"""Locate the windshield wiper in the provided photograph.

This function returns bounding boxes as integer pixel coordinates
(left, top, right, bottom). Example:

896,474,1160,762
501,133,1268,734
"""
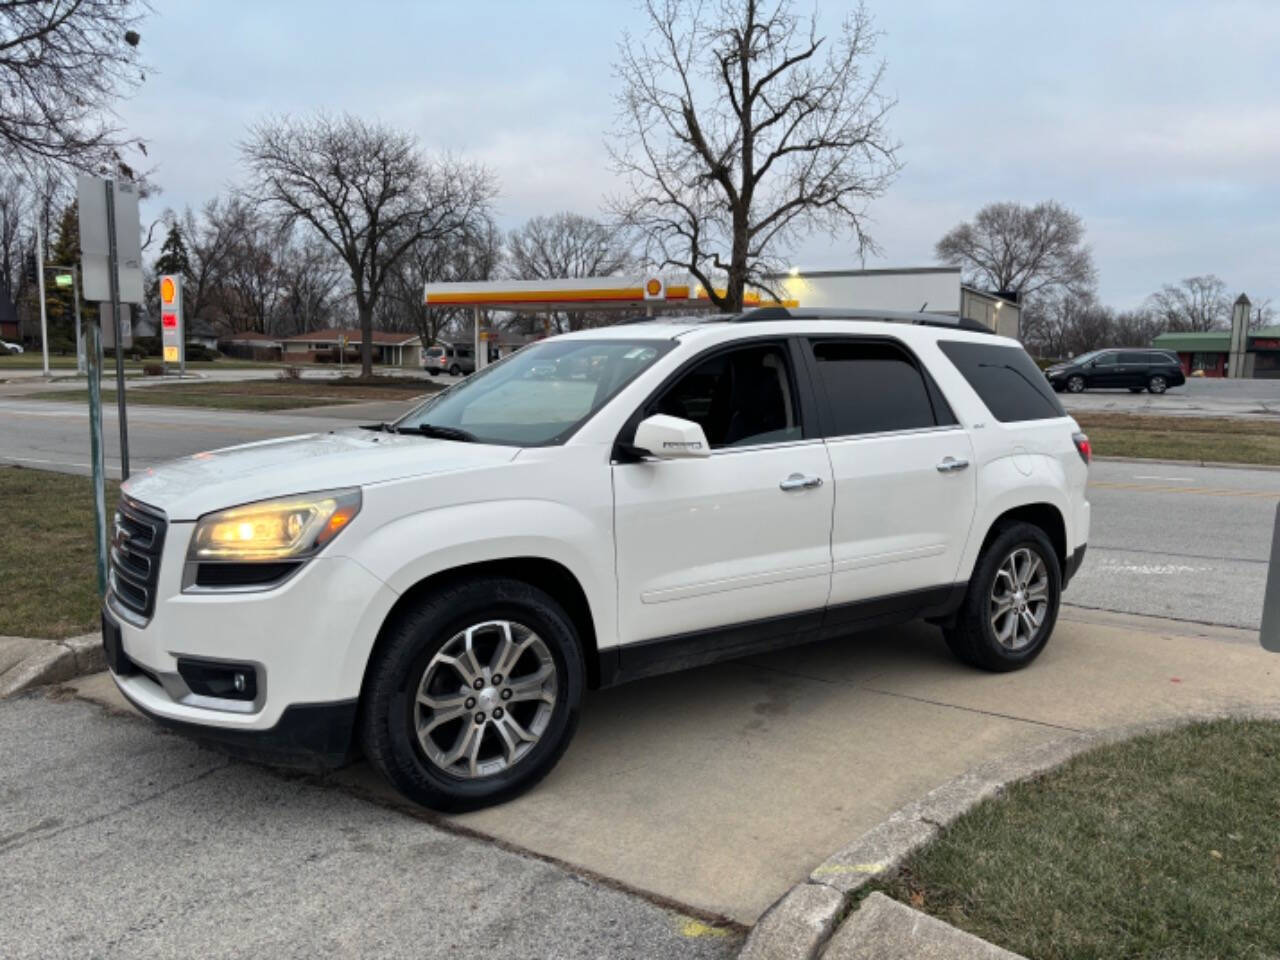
398,423,478,443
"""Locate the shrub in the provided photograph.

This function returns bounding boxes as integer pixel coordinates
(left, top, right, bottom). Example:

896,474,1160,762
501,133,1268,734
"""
142,362,164,377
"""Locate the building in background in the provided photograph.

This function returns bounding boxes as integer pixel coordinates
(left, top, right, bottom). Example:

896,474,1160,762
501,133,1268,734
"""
1152,326,1280,379
279,328,423,367
770,266,1020,338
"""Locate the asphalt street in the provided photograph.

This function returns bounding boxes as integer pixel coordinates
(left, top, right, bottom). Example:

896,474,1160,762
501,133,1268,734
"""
0,694,741,960
0,396,1273,629
1061,377,1280,418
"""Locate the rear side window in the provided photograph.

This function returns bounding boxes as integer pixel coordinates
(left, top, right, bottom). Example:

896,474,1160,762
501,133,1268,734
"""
938,340,1067,423
1119,351,1147,364
810,340,952,437
1147,352,1175,365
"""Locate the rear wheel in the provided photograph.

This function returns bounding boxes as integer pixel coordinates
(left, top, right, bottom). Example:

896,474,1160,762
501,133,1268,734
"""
449,364,462,376
1148,375,1168,394
1066,375,1085,393
427,369,439,377
360,577,584,811
944,522,1061,672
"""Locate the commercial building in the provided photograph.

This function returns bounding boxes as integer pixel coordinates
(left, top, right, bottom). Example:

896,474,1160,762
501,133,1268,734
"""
1152,327,1280,379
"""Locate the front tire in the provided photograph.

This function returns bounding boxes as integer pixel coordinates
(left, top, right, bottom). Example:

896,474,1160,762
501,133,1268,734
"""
944,522,1061,672
1066,375,1085,393
360,577,585,811
1148,375,1168,394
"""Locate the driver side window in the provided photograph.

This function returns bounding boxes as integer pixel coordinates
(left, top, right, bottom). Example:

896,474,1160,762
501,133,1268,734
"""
652,343,801,449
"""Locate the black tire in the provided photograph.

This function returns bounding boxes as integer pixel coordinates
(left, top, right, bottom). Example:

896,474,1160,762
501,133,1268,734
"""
360,577,585,811
449,364,462,376
1066,375,1085,393
943,522,1061,672
1147,375,1168,394
427,370,439,377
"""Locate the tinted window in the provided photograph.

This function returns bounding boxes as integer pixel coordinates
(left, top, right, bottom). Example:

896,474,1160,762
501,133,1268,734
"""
938,340,1067,423
1147,352,1176,365
1093,352,1118,365
652,343,800,448
811,340,941,436
1119,352,1147,364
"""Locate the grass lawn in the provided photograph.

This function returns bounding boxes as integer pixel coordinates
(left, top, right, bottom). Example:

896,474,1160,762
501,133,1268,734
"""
36,376,441,412
1,466,118,639
1075,413,1280,465
875,719,1280,960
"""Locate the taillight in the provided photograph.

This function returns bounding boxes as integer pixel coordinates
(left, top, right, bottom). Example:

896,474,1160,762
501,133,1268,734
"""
1072,431,1091,465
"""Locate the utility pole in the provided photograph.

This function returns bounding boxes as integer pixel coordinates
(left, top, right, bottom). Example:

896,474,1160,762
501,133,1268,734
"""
85,266,107,593
35,222,49,376
105,181,130,479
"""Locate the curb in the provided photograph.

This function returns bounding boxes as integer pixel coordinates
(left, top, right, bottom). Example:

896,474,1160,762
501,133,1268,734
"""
737,706,1280,960
1092,455,1280,472
0,633,103,699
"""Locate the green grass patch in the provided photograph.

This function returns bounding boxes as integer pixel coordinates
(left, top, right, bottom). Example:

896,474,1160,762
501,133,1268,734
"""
36,376,439,412
1075,413,1280,465
875,719,1280,960
1,466,118,639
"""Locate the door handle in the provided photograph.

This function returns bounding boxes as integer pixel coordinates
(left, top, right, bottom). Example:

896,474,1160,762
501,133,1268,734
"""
936,457,970,473
779,473,824,491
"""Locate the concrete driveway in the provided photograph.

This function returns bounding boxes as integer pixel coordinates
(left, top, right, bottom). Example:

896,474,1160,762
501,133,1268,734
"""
65,606,1279,925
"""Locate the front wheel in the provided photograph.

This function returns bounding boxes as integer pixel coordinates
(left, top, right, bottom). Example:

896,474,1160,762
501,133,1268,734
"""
1148,375,1168,394
1066,375,1085,393
360,578,584,811
944,522,1061,672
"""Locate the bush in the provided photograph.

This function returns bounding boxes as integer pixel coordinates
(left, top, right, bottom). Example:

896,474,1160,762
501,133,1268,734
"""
132,335,161,358
142,362,164,377
184,343,219,362
277,365,303,380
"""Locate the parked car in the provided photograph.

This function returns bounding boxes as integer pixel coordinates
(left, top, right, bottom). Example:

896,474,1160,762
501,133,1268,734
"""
103,308,1090,811
422,343,475,376
1044,348,1184,394
1,339,23,354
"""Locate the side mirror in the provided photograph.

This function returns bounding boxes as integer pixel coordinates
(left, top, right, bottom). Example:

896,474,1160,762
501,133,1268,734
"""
632,414,711,459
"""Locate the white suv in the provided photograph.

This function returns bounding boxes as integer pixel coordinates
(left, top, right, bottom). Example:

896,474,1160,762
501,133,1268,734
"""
103,309,1090,810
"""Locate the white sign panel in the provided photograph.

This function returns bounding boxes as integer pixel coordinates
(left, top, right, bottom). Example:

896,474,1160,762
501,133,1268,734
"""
76,175,144,303
100,303,133,349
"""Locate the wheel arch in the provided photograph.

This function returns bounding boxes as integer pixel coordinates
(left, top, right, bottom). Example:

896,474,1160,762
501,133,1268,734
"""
978,502,1068,574
362,556,603,698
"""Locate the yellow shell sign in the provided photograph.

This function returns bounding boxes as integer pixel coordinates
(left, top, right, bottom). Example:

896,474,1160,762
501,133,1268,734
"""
160,276,176,305
643,277,664,300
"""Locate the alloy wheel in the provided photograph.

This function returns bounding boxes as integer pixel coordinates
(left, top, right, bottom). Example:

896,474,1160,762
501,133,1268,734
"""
1067,376,1084,393
1149,376,1167,394
413,620,557,779
989,547,1050,651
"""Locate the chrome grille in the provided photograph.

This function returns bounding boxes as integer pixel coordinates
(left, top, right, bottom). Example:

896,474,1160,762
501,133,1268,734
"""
110,497,167,621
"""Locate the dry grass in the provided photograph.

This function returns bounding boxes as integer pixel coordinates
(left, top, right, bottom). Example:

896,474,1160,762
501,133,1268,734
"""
1075,413,1280,465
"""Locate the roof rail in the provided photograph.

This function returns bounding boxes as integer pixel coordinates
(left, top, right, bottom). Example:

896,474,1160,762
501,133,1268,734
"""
732,306,998,335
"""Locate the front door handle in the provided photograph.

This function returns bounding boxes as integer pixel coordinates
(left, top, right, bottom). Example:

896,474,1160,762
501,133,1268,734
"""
780,473,824,491
936,457,970,473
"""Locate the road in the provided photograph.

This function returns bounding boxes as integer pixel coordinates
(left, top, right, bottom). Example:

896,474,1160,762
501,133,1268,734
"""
0,694,740,960
1061,377,1280,418
0,397,1272,629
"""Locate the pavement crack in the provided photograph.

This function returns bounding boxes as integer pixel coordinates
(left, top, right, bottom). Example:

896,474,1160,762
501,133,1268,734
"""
0,759,233,859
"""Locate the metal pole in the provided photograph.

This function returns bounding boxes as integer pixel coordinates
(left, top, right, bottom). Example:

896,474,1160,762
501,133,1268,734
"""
105,180,130,479
85,287,108,594
73,269,85,375
35,221,49,376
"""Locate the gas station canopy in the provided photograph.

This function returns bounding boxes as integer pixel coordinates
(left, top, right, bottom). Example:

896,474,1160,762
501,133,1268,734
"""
422,275,789,312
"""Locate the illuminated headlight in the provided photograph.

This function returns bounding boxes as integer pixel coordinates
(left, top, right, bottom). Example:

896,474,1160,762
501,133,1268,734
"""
188,489,362,562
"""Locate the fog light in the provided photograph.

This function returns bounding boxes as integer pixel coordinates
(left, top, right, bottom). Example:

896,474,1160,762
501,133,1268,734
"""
177,658,258,702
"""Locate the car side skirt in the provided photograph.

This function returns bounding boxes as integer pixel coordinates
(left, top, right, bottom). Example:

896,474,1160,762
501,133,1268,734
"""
598,583,965,687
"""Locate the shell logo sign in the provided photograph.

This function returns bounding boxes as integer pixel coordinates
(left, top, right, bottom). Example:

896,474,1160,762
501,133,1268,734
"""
160,276,176,305
643,276,665,300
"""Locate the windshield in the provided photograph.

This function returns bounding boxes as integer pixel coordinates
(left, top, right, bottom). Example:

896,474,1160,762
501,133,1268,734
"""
1068,350,1102,365
396,338,672,446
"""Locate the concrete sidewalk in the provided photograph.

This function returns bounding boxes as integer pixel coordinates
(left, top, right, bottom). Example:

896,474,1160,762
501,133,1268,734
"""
0,633,101,699
63,606,1280,925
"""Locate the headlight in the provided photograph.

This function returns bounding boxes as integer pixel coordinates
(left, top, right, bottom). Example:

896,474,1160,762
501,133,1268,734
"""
188,488,362,562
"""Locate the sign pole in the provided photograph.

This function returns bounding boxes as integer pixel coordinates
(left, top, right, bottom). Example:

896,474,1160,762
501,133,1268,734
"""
105,180,130,479
35,221,49,376
72,269,85,376
85,278,108,594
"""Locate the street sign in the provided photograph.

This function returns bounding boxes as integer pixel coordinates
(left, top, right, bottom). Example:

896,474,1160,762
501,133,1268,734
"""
54,273,73,288
159,273,184,372
100,303,133,349
76,175,143,303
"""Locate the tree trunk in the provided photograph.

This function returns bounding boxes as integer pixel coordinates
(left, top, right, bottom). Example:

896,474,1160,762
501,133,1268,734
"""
358,302,374,378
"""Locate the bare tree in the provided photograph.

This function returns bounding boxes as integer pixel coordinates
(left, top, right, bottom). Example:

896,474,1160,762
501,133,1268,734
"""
610,0,900,312
0,1,149,176
507,212,636,332
1248,296,1274,332
275,236,345,336
1145,275,1230,332
241,113,495,376
935,200,1096,302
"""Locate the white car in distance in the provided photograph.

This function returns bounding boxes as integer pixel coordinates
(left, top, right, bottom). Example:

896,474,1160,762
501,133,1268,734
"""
103,308,1091,810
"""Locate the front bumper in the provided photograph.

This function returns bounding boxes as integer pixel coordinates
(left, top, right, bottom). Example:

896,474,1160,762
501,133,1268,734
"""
105,520,399,762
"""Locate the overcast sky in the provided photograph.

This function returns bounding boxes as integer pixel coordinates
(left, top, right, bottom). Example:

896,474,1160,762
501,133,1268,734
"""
117,0,1279,310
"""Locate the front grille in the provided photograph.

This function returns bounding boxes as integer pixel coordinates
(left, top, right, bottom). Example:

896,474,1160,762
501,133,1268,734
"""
110,497,168,621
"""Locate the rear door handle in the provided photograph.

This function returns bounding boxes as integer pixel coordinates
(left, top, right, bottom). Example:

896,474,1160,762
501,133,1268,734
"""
780,473,824,491
936,457,970,473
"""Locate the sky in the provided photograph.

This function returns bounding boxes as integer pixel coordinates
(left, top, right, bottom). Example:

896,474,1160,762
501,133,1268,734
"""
116,0,1279,310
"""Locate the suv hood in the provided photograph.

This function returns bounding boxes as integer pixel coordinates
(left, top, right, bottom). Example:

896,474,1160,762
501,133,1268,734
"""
121,428,520,521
